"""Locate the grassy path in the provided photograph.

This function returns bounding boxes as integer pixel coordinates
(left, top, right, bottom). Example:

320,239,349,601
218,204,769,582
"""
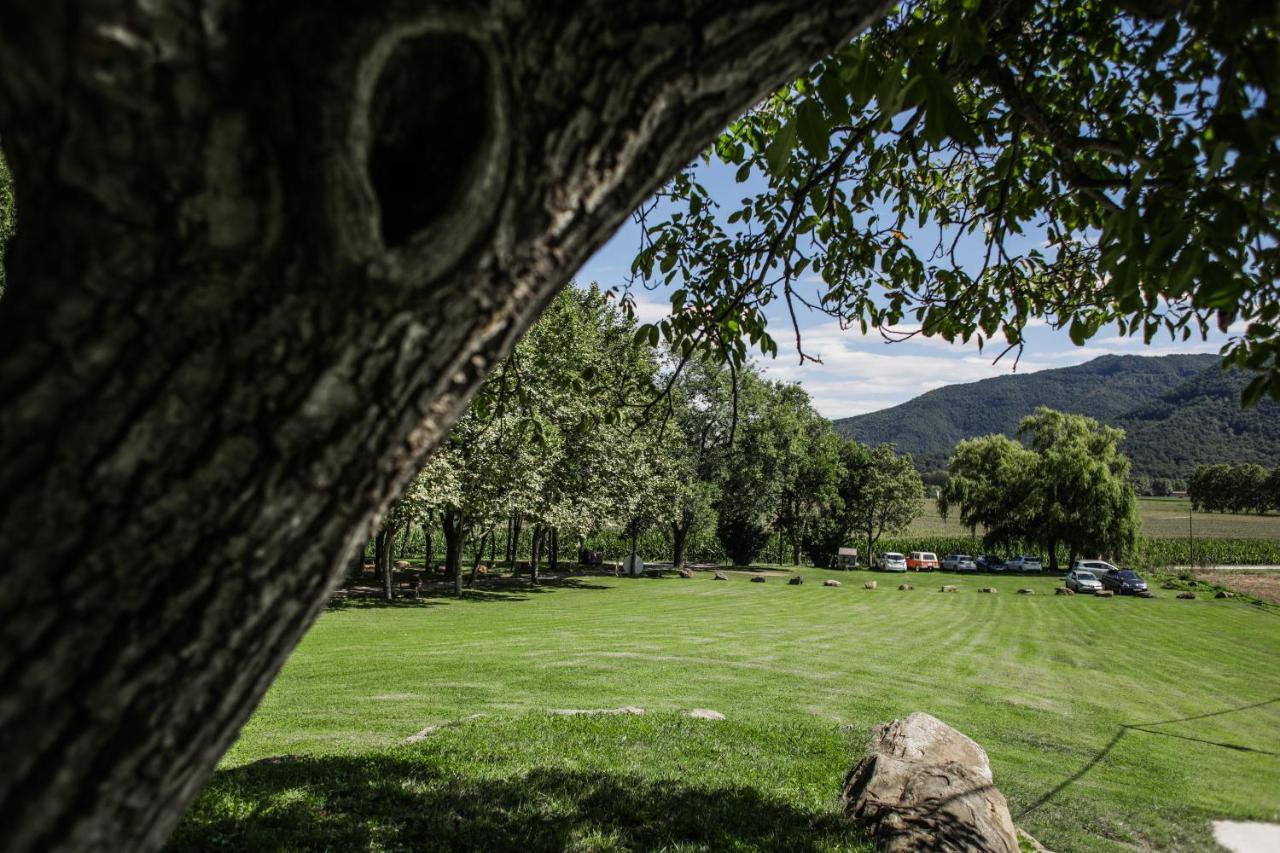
175,568,1280,851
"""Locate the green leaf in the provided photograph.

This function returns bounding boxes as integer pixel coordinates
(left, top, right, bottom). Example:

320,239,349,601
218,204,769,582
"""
796,100,830,161
765,120,797,175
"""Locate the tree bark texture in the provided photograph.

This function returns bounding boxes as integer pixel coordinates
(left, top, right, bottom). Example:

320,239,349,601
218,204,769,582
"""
0,2,888,850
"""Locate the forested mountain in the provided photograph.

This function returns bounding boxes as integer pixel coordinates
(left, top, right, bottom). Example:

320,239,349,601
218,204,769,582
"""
831,354,1279,481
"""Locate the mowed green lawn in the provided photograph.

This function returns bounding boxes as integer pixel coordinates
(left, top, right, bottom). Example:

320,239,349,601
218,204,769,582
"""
173,568,1280,852
908,496,1280,540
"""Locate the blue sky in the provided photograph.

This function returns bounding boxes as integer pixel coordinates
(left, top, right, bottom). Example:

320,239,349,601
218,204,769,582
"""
576,159,1234,420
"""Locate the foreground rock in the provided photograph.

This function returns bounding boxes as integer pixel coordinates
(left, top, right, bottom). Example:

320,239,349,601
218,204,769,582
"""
842,712,1020,853
864,580,878,590
679,567,694,578
713,571,728,581
550,707,644,716
940,584,958,593
978,587,997,594
1216,590,1234,599
1178,591,1196,599
1095,589,1114,598
1017,588,1034,595
751,575,766,583
824,579,842,587
789,575,804,585
898,583,914,591
1055,587,1074,596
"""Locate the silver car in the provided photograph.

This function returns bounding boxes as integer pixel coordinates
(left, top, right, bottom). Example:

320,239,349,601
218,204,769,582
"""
876,552,908,572
941,554,976,572
1065,569,1103,593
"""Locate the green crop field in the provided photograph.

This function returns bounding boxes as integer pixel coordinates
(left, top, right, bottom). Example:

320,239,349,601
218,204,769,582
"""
909,496,1280,542
172,567,1280,852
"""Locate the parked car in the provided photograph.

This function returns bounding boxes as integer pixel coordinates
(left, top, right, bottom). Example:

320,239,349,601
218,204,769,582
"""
1100,568,1148,594
976,555,1006,572
1065,569,1104,593
940,554,976,572
907,551,940,571
1071,559,1119,576
1005,555,1043,572
875,552,908,572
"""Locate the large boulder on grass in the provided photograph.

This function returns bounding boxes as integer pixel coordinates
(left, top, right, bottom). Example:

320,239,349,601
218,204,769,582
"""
750,575,766,583
842,712,1019,853
678,567,694,579
789,575,804,585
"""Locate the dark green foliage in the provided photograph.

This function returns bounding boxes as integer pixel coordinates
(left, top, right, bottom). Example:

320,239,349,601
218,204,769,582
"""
716,511,771,566
1188,463,1277,514
833,354,1280,481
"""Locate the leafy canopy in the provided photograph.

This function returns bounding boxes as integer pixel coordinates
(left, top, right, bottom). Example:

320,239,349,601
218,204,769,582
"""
629,1,1280,404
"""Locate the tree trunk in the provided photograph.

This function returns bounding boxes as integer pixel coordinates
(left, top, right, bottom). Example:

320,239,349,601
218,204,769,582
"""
792,534,802,566
530,525,544,583
442,510,467,596
488,526,497,566
423,518,434,572
671,522,689,568
1047,539,1059,573
549,526,559,572
0,3,885,849
468,529,490,587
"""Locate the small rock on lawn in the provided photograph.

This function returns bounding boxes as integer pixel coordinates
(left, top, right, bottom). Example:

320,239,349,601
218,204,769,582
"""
1215,590,1234,599
1095,589,1114,598
978,587,997,594
898,583,913,591
687,708,726,721
940,585,958,593
751,575,766,583
1017,588,1034,595
1055,587,1074,596
1178,591,1196,599
713,571,728,581
789,575,803,585
864,580,878,590
823,579,842,587
678,567,693,578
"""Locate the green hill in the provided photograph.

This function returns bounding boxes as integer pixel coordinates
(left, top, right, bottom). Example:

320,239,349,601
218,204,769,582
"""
831,353,1279,480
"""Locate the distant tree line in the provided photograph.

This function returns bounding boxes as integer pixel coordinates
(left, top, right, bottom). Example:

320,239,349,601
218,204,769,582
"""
1188,463,1280,514
367,285,924,596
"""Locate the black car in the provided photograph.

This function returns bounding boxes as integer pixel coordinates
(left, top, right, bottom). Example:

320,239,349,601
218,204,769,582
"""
1100,568,1148,594
976,555,1006,572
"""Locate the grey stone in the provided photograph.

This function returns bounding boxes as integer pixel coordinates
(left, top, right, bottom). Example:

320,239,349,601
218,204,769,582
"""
864,580,878,590
687,708,726,720
898,583,914,591
978,587,997,594
1055,587,1074,596
789,575,803,585
842,712,1020,853
1017,588,1034,595
713,571,728,581
751,575,766,583
823,579,842,587
678,567,693,578
940,584,958,593
1178,591,1196,599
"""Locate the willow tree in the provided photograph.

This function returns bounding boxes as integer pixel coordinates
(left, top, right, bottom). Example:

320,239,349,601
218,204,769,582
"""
0,3,884,850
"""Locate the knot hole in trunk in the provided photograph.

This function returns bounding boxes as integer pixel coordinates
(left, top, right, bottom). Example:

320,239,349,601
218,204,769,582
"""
367,33,491,249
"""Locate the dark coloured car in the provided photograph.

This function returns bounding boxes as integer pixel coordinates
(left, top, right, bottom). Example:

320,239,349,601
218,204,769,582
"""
976,555,1006,572
1100,568,1148,594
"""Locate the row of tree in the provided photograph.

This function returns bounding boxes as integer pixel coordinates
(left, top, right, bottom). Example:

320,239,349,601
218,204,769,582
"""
1188,464,1280,514
938,408,1139,571
369,285,925,595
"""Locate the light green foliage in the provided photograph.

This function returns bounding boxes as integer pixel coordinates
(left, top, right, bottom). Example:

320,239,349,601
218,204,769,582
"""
185,567,1280,852
632,3,1280,404
941,408,1139,568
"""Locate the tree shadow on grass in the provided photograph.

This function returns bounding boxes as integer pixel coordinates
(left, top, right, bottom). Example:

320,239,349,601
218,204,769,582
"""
1017,696,1280,820
327,576,615,611
169,754,862,852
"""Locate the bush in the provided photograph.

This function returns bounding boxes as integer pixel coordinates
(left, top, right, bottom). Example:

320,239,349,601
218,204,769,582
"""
716,512,771,566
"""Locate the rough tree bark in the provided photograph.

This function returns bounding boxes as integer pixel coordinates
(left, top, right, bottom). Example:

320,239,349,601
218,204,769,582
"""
671,520,689,568
0,2,887,850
